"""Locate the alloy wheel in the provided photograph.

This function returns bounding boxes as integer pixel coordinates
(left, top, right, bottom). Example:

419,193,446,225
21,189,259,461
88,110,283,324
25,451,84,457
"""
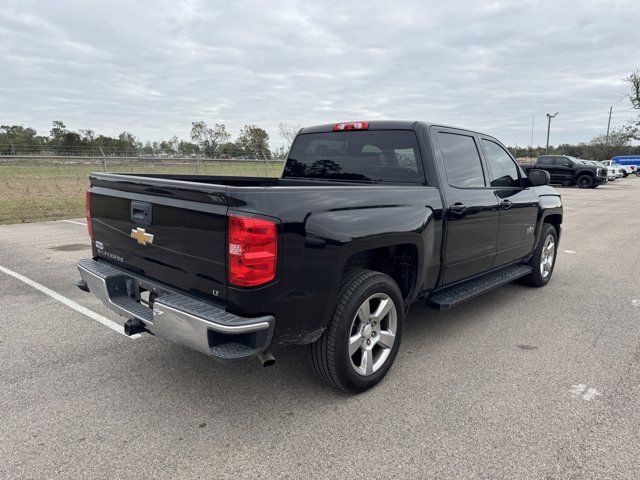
348,293,398,376
540,234,555,279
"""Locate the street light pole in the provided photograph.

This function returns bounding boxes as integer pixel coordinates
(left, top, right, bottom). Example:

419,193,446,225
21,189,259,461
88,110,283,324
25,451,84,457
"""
545,112,559,154
605,106,612,146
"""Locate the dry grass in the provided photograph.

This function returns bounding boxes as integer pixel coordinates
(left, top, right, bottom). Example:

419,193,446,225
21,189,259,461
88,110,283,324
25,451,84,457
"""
0,159,283,224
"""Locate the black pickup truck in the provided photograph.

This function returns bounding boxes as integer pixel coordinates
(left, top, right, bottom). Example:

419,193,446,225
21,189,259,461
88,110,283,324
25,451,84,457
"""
532,155,607,188
77,121,562,392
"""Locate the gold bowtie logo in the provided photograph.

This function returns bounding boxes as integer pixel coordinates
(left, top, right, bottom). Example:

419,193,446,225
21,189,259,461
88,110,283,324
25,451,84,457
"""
131,227,154,246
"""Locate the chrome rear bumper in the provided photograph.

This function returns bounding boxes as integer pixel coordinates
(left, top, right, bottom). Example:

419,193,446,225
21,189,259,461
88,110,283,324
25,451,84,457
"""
76,258,275,361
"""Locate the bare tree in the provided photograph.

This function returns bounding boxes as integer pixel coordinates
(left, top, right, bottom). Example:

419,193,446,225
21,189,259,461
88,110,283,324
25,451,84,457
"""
626,68,640,110
278,122,301,150
625,68,640,139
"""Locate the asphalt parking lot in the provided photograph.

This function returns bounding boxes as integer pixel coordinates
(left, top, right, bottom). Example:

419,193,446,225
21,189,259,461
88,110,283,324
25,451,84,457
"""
1,179,639,479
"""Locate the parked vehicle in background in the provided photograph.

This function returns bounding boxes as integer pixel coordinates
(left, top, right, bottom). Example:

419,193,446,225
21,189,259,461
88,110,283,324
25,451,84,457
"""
601,159,637,178
531,155,607,188
76,120,563,393
579,160,615,180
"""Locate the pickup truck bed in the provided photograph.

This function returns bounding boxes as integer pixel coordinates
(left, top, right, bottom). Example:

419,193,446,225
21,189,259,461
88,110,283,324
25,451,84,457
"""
85,172,443,346
78,120,563,392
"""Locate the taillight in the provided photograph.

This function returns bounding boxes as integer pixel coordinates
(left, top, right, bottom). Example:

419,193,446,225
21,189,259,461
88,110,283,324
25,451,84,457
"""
228,214,277,287
85,190,94,239
333,121,369,131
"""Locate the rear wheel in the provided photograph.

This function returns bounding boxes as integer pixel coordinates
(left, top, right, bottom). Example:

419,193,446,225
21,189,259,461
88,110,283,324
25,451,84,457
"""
622,172,628,178
576,175,594,188
521,224,557,287
310,269,404,393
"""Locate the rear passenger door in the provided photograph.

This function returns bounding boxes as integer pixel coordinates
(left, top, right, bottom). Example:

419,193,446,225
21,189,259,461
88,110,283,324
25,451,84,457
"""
432,128,500,285
480,137,538,267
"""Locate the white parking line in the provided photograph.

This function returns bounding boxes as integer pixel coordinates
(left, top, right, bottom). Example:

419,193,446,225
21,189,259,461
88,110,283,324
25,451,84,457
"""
564,250,576,254
0,264,140,339
570,384,602,401
61,219,87,226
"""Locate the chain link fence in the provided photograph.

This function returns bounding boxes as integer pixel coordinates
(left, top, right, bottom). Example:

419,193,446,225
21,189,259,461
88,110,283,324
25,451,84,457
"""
0,155,284,225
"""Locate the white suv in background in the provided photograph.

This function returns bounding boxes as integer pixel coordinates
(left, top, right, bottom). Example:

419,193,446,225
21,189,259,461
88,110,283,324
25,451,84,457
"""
600,160,636,178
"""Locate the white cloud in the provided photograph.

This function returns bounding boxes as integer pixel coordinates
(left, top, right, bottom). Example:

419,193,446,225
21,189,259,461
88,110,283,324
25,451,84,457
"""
1,0,638,147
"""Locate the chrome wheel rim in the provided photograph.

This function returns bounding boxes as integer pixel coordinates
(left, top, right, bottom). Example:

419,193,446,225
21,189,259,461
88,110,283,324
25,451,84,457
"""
348,293,397,376
540,234,555,279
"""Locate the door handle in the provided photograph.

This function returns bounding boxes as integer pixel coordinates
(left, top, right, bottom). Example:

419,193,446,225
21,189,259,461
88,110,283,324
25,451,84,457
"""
500,199,513,210
449,203,468,214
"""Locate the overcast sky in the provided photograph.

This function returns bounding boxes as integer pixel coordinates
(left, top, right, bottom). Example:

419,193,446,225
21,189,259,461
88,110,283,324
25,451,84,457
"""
1,0,639,148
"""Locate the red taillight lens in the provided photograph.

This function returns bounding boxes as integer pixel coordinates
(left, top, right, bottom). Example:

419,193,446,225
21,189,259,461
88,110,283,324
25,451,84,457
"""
333,121,369,131
85,190,93,239
228,214,277,287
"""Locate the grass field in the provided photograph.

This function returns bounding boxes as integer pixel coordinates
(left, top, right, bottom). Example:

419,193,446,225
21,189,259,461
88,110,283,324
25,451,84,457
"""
0,159,283,224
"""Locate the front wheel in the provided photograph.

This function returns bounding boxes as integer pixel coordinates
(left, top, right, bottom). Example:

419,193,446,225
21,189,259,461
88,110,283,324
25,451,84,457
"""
521,224,558,287
576,175,594,188
310,269,404,393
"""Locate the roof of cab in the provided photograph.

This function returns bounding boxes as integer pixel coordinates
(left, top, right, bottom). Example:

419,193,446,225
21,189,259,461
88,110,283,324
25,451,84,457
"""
299,120,417,134
298,120,492,139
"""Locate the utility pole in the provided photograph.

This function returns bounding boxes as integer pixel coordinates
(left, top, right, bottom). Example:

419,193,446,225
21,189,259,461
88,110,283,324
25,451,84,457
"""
605,106,612,145
530,115,535,161
545,112,559,154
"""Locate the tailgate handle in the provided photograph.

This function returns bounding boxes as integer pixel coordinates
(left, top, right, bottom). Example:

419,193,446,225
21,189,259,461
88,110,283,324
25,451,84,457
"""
131,201,152,226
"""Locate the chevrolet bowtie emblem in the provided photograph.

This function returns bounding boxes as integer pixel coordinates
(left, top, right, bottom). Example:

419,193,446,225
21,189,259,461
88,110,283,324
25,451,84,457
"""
131,227,154,246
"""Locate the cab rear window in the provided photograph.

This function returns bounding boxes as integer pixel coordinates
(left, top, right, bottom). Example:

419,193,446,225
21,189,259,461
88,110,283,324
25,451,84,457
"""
284,130,425,183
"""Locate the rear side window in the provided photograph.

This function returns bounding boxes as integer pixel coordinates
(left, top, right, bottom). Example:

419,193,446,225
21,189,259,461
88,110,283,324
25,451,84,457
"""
537,157,556,166
284,130,424,183
437,132,485,188
482,139,520,187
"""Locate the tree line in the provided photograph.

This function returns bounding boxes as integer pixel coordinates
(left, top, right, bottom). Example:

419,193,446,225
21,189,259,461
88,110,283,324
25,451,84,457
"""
0,121,278,159
3,118,636,161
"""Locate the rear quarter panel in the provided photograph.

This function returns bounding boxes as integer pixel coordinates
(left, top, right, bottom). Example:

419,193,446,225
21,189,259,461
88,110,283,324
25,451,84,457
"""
226,185,443,345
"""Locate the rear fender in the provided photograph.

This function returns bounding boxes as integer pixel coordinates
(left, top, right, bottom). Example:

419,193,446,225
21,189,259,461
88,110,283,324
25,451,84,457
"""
304,205,437,327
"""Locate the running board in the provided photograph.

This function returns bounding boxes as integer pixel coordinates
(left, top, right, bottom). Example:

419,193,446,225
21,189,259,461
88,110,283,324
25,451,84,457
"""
426,265,532,311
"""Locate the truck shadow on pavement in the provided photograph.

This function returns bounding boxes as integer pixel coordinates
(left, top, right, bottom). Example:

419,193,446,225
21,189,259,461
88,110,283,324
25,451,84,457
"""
111,282,530,405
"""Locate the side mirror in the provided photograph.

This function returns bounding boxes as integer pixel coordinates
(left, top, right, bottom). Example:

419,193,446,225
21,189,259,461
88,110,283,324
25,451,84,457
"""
527,169,550,186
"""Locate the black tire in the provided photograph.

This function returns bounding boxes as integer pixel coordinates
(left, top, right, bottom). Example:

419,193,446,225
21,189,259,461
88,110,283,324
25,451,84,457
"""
622,172,628,178
576,175,594,188
521,223,558,287
310,269,404,393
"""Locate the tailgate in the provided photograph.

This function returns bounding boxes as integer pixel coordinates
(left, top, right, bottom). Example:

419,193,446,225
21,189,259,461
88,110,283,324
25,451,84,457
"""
88,175,229,303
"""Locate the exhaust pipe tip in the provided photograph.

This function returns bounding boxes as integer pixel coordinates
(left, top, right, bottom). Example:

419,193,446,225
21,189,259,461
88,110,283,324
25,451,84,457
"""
257,350,276,367
76,279,90,292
